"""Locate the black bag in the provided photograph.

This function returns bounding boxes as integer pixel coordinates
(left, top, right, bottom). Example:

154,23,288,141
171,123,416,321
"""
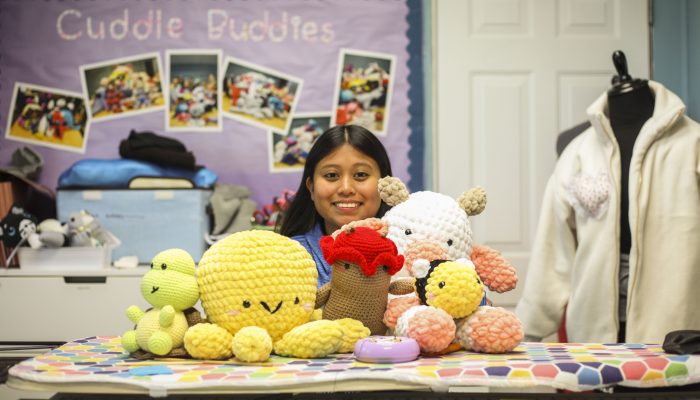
662,330,700,355
119,129,196,170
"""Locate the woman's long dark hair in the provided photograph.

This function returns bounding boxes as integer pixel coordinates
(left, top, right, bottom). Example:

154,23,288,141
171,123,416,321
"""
278,124,393,237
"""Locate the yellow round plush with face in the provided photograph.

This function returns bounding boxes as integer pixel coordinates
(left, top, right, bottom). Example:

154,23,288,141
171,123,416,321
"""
197,230,317,342
424,260,484,319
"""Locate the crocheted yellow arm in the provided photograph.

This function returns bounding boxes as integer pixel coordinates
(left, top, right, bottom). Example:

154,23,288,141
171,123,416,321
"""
389,277,415,295
315,282,331,308
126,305,144,324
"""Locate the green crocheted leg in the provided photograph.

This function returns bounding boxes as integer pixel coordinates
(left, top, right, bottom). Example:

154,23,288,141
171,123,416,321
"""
121,330,139,353
148,331,173,356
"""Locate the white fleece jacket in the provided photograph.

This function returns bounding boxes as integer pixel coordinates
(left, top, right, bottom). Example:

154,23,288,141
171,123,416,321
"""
516,81,700,344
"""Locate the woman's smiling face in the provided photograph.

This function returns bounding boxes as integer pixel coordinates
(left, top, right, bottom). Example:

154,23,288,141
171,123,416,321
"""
306,143,382,235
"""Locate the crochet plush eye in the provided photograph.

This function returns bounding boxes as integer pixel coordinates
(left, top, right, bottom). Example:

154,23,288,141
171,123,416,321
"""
476,277,482,285
294,297,300,304
438,281,446,289
447,239,453,246
149,262,154,269
161,263,167,270
343,263,351,270
404,229,412,235
382,265,389,272
242,300,251,308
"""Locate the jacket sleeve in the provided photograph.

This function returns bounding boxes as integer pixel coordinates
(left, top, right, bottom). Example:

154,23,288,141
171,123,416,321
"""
515,172,577,339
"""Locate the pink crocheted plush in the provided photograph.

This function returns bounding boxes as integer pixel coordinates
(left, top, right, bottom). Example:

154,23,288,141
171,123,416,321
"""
378,176,523,354
470,245,518,293
456,307,523,353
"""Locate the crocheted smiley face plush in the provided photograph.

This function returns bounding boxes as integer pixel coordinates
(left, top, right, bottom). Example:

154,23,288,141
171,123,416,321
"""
121,248,201,357
185,230,333,362
378,176,517,294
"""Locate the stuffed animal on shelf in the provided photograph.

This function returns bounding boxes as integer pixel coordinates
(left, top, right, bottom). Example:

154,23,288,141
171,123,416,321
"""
66,210,120,248
184,230,369,362
0,204,37,248
317,223,414,335
121,248,203,357
390,259,523,354
27,219,67,249
378,176,517,293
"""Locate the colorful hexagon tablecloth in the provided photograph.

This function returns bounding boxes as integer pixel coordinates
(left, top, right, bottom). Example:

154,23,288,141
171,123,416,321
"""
9,336,700,393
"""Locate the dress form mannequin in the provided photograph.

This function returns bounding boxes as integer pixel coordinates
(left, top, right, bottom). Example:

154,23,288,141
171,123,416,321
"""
606,50,654,342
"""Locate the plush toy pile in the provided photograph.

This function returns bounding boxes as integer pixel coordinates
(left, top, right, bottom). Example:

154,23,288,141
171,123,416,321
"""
378,176,524,354
120,177,525,361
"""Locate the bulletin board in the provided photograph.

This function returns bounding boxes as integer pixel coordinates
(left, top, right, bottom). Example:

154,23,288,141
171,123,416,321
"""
0,0,426,206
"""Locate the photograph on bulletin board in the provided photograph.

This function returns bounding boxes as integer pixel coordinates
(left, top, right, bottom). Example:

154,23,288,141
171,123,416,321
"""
222,56,303,134
5,82,90,153
80,52,165,122
332,49,395,136
268,112,331,172
166,49,222,132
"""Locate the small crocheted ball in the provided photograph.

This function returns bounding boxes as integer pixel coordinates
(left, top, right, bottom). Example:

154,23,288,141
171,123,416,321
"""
232,326,273,362
378,176,410,206
197,230,317,342
422,261,484,319
455,306,524,353
457,186,487,216
335,318,371,353
184,323,233,360
395,305,455,353
383,296,421,329
470,245,518,293
274,320,344,358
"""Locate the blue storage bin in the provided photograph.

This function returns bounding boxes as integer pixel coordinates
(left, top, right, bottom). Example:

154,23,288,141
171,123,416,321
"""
57,189,212,263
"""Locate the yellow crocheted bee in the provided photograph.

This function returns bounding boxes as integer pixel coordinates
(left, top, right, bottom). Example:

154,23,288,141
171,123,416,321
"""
393,260,523,354
184,230,361,362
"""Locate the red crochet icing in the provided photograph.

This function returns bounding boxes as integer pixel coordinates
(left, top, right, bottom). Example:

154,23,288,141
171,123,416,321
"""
320,226,404,276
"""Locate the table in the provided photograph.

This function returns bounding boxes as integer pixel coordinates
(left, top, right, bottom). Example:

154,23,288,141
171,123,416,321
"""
7,336,700,398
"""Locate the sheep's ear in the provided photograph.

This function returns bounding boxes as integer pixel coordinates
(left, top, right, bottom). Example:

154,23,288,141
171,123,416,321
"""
457,186,487,216
378,176,409,206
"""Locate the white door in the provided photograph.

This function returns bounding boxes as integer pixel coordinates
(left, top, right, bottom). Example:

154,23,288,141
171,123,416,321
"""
434,0,649,306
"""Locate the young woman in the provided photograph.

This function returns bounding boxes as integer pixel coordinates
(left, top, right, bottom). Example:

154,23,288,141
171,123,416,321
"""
278,124,393,286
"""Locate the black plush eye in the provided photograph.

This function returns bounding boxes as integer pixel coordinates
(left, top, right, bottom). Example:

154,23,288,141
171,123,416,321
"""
476,277,482,285
382,265,389,272
405,229,412,235
447,239,453,246
161,263,167,270
243,300,251,308
343,263,351,270
149,262,154,269
438,281,446,289
294,297,300,304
